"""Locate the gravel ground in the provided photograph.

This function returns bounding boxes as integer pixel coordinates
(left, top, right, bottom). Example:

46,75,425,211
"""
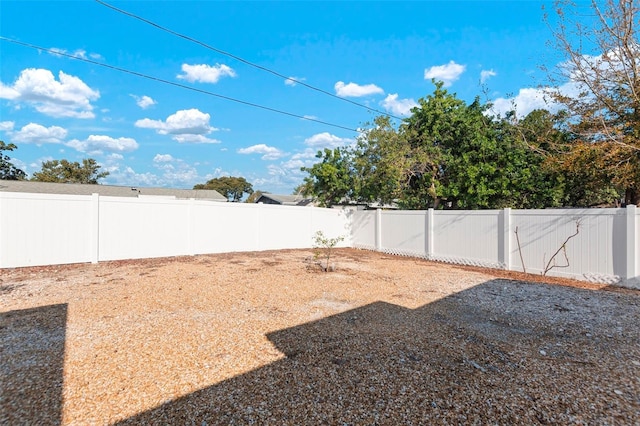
1,248,640,425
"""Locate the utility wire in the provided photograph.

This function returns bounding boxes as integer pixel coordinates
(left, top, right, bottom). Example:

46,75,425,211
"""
95,0,402,120
0,37,360,132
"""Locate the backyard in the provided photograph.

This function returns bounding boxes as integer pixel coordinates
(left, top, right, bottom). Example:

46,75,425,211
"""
1,248,639,424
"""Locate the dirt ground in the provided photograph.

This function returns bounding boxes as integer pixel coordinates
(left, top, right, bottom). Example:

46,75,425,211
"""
1,248,639,425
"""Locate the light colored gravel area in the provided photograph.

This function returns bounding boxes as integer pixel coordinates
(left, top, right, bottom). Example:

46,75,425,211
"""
1,248,640,425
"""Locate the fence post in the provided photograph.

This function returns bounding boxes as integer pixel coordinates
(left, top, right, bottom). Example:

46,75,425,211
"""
626,204,638,279
90,193,99,264
502,208,512,270
188,198,195,256
426,208,434,260
256,202,262,251
0,193,4,268
375,208,382,251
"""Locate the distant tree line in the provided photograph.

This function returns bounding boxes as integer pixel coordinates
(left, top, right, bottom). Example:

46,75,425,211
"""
0,141,109,184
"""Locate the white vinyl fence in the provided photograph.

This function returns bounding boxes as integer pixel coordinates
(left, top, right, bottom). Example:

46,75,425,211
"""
0,192,351,268
2,191,639,288
352,207,640,287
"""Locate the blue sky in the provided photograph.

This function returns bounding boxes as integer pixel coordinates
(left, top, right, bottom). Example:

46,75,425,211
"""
1,0,565,195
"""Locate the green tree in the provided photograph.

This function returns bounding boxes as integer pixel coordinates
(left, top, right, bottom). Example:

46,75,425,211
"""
0,141,26,180
499,109,566,208
352,116,408,206
31,158,108,184
301,86,568,210
401,83,534,209
547,0,640,205
194,176,253,202
300,148,353,207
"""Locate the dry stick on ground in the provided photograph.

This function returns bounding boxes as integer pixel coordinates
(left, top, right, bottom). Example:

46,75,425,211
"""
514,226,527,274
542,220,581,276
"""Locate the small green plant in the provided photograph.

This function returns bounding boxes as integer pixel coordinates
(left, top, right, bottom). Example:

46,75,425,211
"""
312,230,345,272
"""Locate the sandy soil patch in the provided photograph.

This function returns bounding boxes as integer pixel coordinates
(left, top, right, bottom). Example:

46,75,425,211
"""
1,248,639,425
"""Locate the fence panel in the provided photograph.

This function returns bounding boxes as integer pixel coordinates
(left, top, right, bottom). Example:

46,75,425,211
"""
0,192,94,267
259,204,315,250
190,201,260,254
99,197,191,261
380,211,428,257
510,209,624,283
432,210,502,268
310,207,353,247
352,211,376,250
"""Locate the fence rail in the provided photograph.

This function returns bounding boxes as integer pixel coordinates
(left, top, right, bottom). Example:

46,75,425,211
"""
352,207,639,288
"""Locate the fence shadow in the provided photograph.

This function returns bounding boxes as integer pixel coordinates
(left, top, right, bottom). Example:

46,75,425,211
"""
117,280,639,424
1,303,68,425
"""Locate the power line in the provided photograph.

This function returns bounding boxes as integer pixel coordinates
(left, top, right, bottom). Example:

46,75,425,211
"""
95,0,402,120
0,37,360,133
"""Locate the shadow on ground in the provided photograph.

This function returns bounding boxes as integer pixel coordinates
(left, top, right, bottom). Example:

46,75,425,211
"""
0,304,67,426
116,280,640,425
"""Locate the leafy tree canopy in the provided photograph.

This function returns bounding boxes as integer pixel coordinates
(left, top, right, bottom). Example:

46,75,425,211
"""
31,158,108,184
300,148,354,207
0,141,26,180
194,176,253,202
301,83,566,209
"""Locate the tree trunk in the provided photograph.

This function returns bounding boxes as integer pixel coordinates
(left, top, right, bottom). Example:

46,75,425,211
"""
625,188,639,206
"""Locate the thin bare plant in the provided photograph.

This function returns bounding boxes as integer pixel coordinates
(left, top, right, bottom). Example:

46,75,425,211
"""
312,231,345,272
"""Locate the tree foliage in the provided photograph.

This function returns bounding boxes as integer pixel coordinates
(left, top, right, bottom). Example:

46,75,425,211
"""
547,0,640,204
194,176,253,202
301,84,565,209
0,141,26,180
300,148,354,207
31,158,108,184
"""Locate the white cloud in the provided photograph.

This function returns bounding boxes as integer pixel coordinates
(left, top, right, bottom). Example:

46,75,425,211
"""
172,134,220,144
480,69,497,83
490,87,563,118
103,153,209,188
238,144,285,160
11,157,28,174
0,68,99,118
136,109,215,135
334,81,384,97
152,161,199,183
67,135,138,154
12,122,68,144
381,94,418,116
104,166,163,187
424,61,466,87
131,94,157,109
285,76,306,87
107,153,124,161
48,48,98,60
177,63,236,83
153,154,174,163
302,115,318,120
0,121,15,131
136,108,221,143
304,132,353,149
